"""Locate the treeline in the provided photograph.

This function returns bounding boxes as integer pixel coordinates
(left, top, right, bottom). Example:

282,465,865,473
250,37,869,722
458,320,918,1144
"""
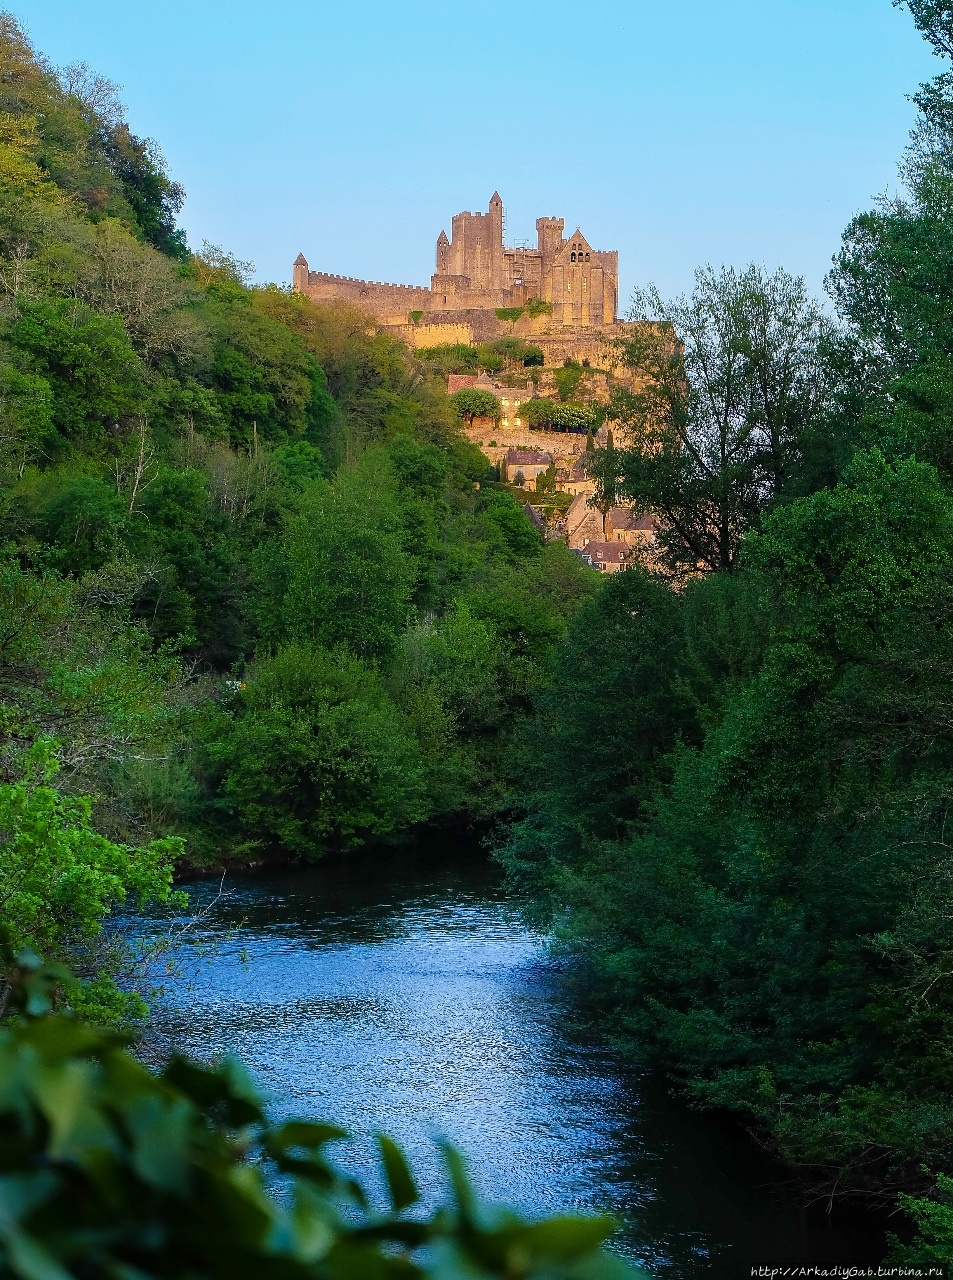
0,13,594,1017
499,2,953,1264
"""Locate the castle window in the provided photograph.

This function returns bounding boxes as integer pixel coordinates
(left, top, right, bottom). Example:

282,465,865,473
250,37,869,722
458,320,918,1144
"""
516,418,521,426
443,295,447,303
502,398,509,405
570,252,576,262
503,418,509,426
585,252,590,261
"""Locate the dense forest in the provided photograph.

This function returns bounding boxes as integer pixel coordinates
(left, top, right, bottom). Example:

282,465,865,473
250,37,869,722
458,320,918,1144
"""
500,0,953,1265
4,0,953,1270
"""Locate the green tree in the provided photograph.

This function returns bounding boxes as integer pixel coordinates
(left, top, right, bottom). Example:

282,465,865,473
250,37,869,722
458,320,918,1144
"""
10,297,145,450
213,644,429,855
0,366,52,479
281,451,416,665
36,474,130,575
449,386,501,424
591,266,837,577
0,739,180,1018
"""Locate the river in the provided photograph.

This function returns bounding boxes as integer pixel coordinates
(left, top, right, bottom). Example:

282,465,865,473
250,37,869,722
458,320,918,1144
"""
140,842,885,1277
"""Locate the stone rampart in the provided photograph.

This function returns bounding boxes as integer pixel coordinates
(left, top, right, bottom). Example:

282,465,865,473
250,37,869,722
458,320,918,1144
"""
303,271,432,322
463,423,589,466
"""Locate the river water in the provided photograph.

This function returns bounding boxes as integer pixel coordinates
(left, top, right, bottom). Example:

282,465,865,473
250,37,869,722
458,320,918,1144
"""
141,843,884,1277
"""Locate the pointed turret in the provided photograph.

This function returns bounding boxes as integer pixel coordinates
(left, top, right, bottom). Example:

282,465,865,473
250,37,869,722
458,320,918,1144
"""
435,229,451,274
292,252,309,295
490,191,502,205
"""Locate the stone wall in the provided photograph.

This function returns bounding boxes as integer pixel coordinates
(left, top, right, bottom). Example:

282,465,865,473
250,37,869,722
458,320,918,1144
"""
462,423,588,467
302,271,432,324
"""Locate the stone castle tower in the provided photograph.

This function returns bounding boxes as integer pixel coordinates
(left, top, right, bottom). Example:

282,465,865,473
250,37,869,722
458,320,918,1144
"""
293,193,620,334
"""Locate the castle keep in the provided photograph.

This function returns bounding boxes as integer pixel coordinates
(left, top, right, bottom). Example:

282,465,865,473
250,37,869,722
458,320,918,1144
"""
293,193,624,360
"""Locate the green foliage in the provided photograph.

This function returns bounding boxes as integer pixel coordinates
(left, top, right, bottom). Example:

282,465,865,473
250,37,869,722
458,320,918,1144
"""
522,399,597,431
553,361,586,402
281,452,416,664
592,265,837,577
534,462,556,493
0,961,638,1280
526,297,553,318
414,342,481,375
10,297,146,450
0,739,180,954
0,741,181,1021
211,644,428,855
889,1175,953,1267
521,397,558,428
450,386,501,423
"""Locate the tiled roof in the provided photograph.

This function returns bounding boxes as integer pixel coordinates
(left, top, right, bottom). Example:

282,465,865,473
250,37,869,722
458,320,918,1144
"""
506,448,552,466
609,507,658,532
582,541,631,563
447,372,499,395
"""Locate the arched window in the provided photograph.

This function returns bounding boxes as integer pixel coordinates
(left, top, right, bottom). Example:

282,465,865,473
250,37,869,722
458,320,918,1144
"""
570,252,576,262
585,252,590,262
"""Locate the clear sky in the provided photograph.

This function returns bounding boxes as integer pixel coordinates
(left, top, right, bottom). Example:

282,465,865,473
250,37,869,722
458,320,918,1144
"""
19,0,943,308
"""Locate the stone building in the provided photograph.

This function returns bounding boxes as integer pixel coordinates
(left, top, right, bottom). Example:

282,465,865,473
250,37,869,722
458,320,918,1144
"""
606,508,658,546
565,492,605,549
293,193,624,364
579,542,634,573
505,448,552,486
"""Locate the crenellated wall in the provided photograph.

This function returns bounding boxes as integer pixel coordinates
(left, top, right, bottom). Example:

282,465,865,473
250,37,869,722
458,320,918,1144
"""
302,270,432,323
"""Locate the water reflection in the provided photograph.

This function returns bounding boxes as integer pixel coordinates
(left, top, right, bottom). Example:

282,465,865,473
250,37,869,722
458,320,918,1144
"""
140,844,883,1277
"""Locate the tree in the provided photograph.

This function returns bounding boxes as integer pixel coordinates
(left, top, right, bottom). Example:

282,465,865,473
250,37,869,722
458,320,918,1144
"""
0,739,180,1020
590,265,837,577
10,297,146,449
550,402,597,432
449,386,500,424
213,643,429,855
0,365,52,478
281,451,416,665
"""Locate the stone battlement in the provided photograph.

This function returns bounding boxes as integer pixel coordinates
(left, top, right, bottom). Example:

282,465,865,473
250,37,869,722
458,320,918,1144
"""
307,271,430,294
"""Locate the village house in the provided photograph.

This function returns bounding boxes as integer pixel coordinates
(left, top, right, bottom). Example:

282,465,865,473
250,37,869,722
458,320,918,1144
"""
523,503,547,533
555,454,594,496
447,374,535,429
579,541,634,573
564,491,604,548
505,448,552,486
605,507,659,546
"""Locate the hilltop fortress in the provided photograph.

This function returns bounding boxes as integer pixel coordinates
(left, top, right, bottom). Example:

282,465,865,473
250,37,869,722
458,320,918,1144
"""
293,193,627,365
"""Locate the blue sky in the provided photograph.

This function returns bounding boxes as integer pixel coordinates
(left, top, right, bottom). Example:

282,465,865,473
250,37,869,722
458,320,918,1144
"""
21,0,942,307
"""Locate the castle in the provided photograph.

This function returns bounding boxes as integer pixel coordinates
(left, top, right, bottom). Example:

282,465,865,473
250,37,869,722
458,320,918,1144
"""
293,193,625,363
